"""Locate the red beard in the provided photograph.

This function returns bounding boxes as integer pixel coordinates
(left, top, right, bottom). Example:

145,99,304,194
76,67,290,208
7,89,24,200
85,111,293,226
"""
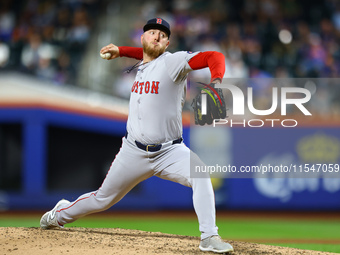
142,40,166,59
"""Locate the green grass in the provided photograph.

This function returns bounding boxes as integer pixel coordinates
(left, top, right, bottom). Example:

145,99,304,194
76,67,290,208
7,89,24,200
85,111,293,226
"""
265,243,340,253
217,220,340,240
1,214,340,253
0,217,39,228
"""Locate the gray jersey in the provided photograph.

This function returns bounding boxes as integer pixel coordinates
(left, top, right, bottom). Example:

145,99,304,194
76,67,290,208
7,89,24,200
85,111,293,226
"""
53,49,220,243
126,51,199,144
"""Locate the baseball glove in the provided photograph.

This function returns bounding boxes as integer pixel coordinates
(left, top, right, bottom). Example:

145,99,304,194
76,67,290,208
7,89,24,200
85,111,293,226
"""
191,83,227,126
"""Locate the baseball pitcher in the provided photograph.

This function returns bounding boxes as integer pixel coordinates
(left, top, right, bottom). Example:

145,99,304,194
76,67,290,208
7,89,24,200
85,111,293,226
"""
40,18,233,254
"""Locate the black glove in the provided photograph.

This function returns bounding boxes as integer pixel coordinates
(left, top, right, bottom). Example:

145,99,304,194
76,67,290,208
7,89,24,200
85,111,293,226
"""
192,82,227,126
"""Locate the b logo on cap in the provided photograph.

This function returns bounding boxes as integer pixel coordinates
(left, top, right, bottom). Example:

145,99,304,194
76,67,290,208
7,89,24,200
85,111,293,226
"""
156,18,162,24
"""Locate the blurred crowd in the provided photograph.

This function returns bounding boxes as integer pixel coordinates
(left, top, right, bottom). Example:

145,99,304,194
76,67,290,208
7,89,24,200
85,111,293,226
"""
1,0,340,114
0,0,101,85
128,0,340,80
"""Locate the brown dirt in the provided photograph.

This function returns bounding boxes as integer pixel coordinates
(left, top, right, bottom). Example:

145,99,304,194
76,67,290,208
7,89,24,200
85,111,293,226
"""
0,227,338,255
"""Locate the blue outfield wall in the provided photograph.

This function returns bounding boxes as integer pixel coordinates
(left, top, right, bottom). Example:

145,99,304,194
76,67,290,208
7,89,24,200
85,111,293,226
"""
225,128,340,210
0,107,340,210
0,107,192,210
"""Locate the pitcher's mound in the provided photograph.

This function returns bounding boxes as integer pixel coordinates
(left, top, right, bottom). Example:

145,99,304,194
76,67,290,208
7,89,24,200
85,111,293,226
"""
0,227,336,255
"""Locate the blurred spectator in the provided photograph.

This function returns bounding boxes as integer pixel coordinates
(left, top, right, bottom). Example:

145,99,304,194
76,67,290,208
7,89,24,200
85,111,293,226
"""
67,7,90,46
1,0,99,87
297,33,327,77
53,6,72,46
54,49,75,85
21,32,43,72
35,55,56,81
0,0,15,43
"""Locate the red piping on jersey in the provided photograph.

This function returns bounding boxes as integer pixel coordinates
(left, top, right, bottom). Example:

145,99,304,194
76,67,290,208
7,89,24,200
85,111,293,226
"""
188,51,225,82
119,46,143,59
57,192,97,214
